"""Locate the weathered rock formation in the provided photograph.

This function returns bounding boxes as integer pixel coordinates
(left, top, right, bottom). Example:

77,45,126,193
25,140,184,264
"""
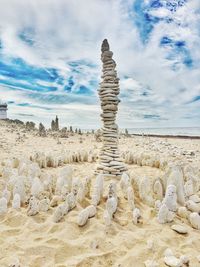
96,39,126,177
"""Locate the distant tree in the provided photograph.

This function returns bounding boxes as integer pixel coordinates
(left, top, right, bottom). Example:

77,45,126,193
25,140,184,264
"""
55,115,59,131
75,128,78,134
69,126,73,132
78,128,82,134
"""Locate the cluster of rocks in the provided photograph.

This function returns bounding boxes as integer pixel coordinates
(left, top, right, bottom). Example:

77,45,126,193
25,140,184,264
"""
51,115,59,131
96,39,126,177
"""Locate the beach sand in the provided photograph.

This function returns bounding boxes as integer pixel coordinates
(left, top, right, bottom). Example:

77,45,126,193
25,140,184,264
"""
0,120,200,267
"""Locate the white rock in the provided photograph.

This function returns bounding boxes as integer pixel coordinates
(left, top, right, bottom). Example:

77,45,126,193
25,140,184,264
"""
158,203,175,224
155,200,162,212
108,182,117,199
165,166,185,206
39,197,50,212
189,194,200,203
177,206,188,219
27,196,39,216
106,196,117,218
66,192,76,210
103,209,111,226
164,249,174,257
13,179,26,204
71,177,80,195
139,176,154,207
189,212,200,230
2,187,11,204
132,208,141,224
31,177,44,198
50,195,62,207
127,186,135,210
91,187,101,206
120,173,130,198
12,194,21,209
163,185,177,212
153,179,163,200
53,204,64,223
85,205,96,218
186,200,200,212
180,255,189,265
171,224,188,234
164,255,182,267
95,174,104,197
184,179,194,197
0,197,7,214
77,208,89,226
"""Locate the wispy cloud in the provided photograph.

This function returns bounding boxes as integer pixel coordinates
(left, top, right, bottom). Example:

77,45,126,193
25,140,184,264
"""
0,0,199,128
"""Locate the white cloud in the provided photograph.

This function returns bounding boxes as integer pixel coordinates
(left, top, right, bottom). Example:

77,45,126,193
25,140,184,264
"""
0,0,199,128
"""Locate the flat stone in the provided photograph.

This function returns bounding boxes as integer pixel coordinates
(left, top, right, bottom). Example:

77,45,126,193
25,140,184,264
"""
171,224,188,234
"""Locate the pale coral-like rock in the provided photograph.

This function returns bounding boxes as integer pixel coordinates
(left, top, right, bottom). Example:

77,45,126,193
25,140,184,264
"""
153,179,163,200
95,174,104,197
0,197,7,214
31,177,44,198
53,204,64,223
189,212,200,230
127,186,135,210
132,208,141,224
77,208,89,226
82,176,91,198
39,197,50,212
177,207,188,219
189,194,200,203
171,224,188,234
164,255,182,267
186,200,200,213
163,249,182,267
27,196,39,216
106,196,117,218
2,187,11,204
71,177,80,196
163,185,177,212
66,192,76,210
13,179,26,204
139,176,154,207
184,179,194,197
155,200,162,212
103,209,111,226
164,166,185,206
120,172,130,198
91,186,101,206
85,205,96,218
12,194,21,209
158,203,175,224
179,255,189,265
50,195,62,207
108,181,117,199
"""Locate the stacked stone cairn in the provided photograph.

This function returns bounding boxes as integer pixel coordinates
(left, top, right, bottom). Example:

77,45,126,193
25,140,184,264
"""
96,39,127,177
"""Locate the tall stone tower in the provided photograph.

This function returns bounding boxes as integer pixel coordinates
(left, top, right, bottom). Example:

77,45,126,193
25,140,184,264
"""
96,39,126,177
0,101,8,120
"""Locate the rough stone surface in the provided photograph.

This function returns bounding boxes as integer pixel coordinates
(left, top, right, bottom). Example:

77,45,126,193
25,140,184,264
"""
171,224,188,234
96,39,126,177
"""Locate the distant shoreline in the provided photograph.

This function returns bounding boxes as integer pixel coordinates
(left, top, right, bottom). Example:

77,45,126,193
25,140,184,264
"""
130,133,200,139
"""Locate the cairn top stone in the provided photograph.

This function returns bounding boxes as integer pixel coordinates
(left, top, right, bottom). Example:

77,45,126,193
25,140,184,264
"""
101,39,110,53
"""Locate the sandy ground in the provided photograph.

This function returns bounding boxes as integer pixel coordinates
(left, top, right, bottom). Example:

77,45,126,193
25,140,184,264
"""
0,120,200,267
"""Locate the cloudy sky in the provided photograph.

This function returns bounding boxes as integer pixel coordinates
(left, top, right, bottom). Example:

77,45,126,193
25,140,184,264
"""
0,0,199,129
